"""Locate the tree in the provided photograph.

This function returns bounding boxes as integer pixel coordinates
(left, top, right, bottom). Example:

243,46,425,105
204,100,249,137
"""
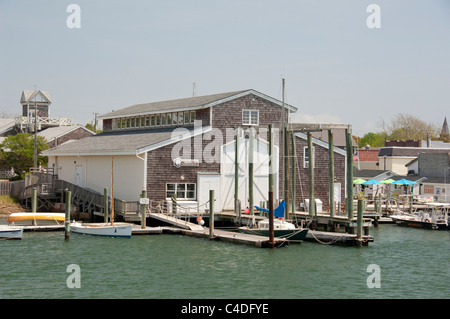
85,123,102,134
358,132,386,148
0,133,49,177
384,113,439,141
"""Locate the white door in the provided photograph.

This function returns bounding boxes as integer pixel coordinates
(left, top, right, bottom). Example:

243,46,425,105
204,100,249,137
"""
221,136,278,211
75,166,83,187
198,174,221,213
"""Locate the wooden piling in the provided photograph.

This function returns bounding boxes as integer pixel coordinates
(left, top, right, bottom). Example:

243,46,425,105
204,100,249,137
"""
357,198,364,248
291,131,296,214
249,127,254,217
32,187,37,226
307,132,315,218
328,130,335,218
268,124,275,247
104,188,109,223
65,190,71,241
209,190,214,239
346,128,354,220
234,127,240,219
140,190,147,229
284,126,290,219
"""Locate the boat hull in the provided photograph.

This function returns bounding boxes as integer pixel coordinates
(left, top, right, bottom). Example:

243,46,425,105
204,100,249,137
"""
8,212,65,222
391,216,438,230
70,222,132,238
239,228,309,242
0,226,23,240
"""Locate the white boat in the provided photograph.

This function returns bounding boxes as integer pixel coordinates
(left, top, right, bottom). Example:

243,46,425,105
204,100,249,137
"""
239,218,309,242
0,225,23,240
390,203,450,230
70,222,133,238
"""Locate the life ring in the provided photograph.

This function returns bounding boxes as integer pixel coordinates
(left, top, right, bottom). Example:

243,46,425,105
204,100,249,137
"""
425,218,431,223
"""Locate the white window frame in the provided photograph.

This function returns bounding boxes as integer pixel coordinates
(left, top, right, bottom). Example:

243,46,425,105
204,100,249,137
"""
303,146,315,168
242,109,259,126
166,183,196,200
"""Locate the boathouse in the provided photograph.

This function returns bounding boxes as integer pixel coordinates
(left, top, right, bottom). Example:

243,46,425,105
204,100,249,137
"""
43,89,348,213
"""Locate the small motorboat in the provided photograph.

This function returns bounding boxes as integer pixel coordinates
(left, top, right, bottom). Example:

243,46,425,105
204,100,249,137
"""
0,225,23,240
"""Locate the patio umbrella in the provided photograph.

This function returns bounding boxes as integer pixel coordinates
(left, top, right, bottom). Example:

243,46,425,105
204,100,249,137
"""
361,179,383,185
392,179,416,185
353,178,366,184
381,179,395,184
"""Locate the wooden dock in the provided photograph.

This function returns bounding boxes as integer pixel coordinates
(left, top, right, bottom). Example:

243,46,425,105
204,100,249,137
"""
306,230,374,246
162,227,289,248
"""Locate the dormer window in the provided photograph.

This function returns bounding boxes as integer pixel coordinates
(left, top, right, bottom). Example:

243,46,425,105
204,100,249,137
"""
242,109,259,126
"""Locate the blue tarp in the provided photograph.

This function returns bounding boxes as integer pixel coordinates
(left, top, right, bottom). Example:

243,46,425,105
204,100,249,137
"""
254,200,285,218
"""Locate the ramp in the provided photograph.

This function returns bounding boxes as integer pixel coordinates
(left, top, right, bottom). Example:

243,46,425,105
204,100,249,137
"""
148,212,204,231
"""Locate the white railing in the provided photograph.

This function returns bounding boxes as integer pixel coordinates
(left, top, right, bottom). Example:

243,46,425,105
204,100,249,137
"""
15,116,73,128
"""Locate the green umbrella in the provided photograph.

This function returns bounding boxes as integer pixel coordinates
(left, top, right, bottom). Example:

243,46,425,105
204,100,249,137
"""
381,179,395,184
353,178,366,184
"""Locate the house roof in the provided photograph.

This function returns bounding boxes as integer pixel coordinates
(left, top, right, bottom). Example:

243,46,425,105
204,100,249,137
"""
295,132,347,156
37,125,94,143
43,125,211,156
98,89,298,119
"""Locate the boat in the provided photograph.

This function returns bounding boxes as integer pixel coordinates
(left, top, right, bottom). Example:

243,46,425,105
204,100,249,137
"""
70,222,133,238
390,203,450,230
8,212,65,223
239,201,309,242
0,226,23,240
239,218,309,242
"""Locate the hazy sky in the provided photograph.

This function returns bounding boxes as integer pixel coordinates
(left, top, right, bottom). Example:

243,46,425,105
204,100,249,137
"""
1,0,449,136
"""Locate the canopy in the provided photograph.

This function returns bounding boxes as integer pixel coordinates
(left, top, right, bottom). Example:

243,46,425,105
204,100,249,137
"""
361,179,383,185
392,179,416,185
353,178,366,184
381,179,395,184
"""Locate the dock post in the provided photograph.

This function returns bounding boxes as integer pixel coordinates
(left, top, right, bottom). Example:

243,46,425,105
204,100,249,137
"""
291,131,296,214
140,190,147,229
346,127,354,220
32,187,37,226
284,125,290,219
328,130,335,218
249,127,254,219
234,127,240,219
65,190,71,241
307,132,315,218
357,198,364,247
104,188,109,223
209,190,214,239
268,124,275,247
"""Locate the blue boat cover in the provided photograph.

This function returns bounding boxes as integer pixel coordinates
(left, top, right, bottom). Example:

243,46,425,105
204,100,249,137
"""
254,200,285,218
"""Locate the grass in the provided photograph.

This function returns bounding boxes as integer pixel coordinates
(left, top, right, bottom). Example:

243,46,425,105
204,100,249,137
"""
0,195,19,205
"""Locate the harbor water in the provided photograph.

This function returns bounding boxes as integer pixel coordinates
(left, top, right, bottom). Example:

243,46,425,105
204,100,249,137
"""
0,223,449,299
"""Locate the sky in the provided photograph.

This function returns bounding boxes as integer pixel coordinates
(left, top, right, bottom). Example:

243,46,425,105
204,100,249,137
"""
1,0,449,137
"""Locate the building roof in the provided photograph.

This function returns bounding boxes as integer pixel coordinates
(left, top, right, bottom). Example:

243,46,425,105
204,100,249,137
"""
20,90,51,104
310,128,357,147
43,125,211,156
0,118,15,135
378,147,450,157
357,149,380,162
98,89,298,119
37,125,94,143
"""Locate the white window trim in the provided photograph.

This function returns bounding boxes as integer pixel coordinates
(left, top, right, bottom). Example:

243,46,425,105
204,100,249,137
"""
303,146,315,168
166,183,196,200
242,109,259,126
